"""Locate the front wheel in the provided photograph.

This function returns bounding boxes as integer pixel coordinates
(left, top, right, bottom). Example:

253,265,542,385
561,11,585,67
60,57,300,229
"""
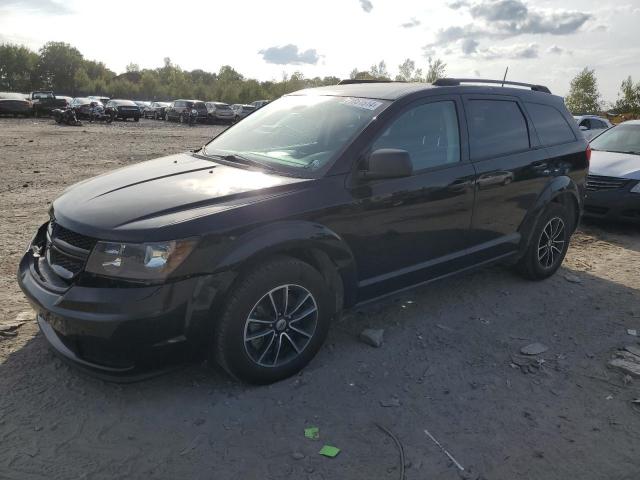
134,116,139,122
516,203,572,280
213,256,332,384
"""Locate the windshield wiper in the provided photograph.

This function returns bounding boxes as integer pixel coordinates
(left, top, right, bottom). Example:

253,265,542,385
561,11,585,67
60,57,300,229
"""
201,151,276,171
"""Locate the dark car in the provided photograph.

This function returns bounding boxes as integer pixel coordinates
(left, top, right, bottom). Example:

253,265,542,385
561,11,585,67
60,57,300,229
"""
18,78,588,384
143,102,171,120
105,99,141,121
30,91,68,116
165,99,208,123
583,120,640,223
70,97,102,119
0,92,32,117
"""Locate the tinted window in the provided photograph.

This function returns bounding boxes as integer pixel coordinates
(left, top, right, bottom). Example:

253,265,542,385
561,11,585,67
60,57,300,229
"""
372,101,460,170
467,100,529,159
525,102,576,146
579,119,591,129
592,119,607,129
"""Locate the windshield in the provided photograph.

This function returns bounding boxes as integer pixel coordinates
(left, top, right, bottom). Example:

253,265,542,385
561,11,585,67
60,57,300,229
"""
203,95,388,176
590,124,640,154
33,92,54,99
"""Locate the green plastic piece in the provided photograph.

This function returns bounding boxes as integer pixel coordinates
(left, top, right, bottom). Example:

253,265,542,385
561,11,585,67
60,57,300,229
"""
319,445,340,457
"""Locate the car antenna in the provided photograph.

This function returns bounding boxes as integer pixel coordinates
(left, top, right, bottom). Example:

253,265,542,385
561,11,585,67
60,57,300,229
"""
501,66,509,87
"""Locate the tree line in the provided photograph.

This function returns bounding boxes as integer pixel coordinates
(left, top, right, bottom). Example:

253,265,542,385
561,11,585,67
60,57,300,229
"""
1,41,638,115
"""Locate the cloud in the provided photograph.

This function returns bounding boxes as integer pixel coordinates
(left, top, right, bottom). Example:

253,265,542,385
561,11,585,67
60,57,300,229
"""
547,45,563,54
427,0,592,56
359,0,373,12
477,43,540,60
0,0,72,14
401,17,421,28
258,44,320,65
461,38,479,54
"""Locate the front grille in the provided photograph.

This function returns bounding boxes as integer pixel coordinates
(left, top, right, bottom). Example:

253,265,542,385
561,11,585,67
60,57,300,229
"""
46,221,97,280
586,175,629,191
51,222,97,251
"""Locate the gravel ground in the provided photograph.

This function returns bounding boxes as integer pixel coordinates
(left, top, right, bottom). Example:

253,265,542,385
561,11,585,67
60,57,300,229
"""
1,118,639,479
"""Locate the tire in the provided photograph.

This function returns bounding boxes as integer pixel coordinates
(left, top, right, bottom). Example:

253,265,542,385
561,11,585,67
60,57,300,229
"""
516,203,572,280
213,256,333,384
134,116,139,122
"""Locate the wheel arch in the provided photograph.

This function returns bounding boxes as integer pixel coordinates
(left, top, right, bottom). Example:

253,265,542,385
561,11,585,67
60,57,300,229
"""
518,176,582,253
209,221,358,316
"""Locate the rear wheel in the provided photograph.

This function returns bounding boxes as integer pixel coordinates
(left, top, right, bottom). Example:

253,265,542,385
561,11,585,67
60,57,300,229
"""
213,256,332,384
516,203,572,280
134,116,139,122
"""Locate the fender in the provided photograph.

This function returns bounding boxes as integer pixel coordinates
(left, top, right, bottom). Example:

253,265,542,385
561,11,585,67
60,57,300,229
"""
518,175,582,253
188,220,359,307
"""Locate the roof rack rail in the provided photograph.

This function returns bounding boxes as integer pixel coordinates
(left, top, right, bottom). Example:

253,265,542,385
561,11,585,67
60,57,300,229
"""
432,78,551,94
338,79,402,85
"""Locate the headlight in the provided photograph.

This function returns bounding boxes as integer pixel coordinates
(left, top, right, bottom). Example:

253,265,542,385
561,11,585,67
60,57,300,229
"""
631,182,640,194
85,239,197,281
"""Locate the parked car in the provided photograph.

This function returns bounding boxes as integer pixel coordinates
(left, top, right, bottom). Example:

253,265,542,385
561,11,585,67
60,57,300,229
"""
165,99,208,123
231,103,256,121
89,96,110,105
251,99,270,109
30,91,68,117
143,102,171,120
134,101,151,113
0,92,32,117
17,78,588,384
105,99,141,121
70,97,101,119
584,120,640,222
574,115,612,140
205,102,235,124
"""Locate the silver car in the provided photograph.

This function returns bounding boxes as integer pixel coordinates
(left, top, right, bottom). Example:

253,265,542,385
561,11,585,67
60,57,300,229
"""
584,120,640,223
205,102,235,124
574,115,613,141
231,103,256,121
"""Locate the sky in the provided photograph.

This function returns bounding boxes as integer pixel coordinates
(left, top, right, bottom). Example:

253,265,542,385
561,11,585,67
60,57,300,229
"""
0,0,639,102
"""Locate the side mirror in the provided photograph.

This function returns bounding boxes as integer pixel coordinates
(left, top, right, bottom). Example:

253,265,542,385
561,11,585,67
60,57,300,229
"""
579,125,588,131
360,149,413,180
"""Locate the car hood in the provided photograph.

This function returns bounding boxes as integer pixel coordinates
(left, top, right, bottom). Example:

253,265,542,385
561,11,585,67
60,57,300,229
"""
589,150,640,180
53,152,312,240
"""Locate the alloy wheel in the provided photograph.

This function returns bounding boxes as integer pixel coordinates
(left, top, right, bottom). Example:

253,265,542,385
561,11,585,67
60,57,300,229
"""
243,284,318,368
537,217,565,269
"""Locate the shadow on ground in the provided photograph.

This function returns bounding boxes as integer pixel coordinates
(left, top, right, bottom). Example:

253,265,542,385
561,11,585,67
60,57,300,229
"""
1,263,640,480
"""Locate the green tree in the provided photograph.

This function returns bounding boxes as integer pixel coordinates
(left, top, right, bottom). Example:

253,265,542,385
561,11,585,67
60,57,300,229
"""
614,76,640,114
0,43,38,91
396,58,415,82
36,42,84,94
565,67,601,114
369,60,389,80
425,57,446,83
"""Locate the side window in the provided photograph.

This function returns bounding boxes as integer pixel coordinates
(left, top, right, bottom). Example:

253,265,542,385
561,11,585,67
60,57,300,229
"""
467,99,530,160
579,119,591,129
372,101,460,170
593,119,606,129
525,102,576,146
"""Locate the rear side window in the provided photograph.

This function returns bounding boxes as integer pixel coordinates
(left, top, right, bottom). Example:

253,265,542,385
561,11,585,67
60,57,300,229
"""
467,100,529,160
525,102,576,146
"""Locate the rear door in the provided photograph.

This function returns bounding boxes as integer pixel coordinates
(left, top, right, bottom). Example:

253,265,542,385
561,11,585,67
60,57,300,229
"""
462,94,549,259
344,96,476,299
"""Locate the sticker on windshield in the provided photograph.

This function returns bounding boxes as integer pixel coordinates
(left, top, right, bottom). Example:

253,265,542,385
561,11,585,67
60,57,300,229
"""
341,97,383,111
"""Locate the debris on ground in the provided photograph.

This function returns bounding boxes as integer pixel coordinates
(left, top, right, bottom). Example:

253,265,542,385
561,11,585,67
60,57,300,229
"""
380,397,402,408
319,445,340,458
564,273,582,284
291,452,305,460
624,345,640,357
627,329,638,337
375,422,406,480
608,349,640,378
360,328,384,348
520,343,549,355
304,427,319,440
423,427,465,472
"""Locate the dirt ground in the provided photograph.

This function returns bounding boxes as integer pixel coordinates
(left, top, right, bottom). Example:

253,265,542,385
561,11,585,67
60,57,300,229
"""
1,117,639,480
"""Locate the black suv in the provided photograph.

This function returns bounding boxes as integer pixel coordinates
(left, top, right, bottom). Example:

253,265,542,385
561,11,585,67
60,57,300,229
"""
165,99,208,123
105,99,141,121
18,79,588,384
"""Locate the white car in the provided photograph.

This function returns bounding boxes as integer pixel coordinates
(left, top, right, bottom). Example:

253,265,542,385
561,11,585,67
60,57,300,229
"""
584,120,640,223
574,115,613,140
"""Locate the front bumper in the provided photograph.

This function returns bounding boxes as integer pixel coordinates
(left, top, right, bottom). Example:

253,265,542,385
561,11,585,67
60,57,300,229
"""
17,238,230,381
584,185,640,223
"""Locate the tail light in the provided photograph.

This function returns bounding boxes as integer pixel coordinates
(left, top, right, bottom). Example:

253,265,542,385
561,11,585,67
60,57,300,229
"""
585,144,591,168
